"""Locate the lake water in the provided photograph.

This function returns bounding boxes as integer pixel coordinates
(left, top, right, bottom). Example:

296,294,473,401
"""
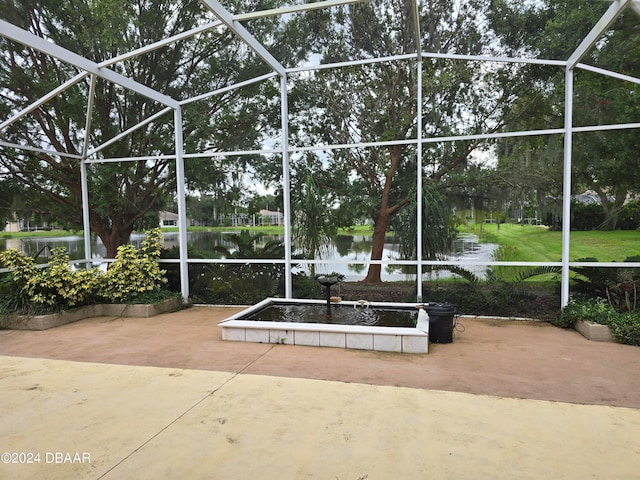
1,231,496,281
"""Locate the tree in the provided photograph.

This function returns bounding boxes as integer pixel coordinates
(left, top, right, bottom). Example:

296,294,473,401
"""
391,181,457,260
289,0,508,283
0,174,20,228
0,0,305,257
292,165,338,276
491,130,565,228
571,32,640,229
247,192,282,219
205,230,286,303
488,0,640,229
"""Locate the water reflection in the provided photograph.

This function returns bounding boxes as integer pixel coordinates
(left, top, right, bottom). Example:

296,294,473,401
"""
314,233,497,280
1,231,496,280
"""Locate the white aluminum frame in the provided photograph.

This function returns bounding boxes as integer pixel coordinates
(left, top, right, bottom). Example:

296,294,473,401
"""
1,0,640,306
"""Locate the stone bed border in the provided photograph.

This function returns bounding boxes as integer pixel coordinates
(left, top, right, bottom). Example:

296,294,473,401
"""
574,319,616,343
1,297,183,331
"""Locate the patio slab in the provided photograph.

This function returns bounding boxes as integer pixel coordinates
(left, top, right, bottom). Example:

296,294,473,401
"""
1,306,639,408
1,306,640,478
1,356,639,480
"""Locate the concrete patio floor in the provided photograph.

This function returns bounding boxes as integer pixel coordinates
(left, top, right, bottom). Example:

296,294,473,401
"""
1,306,640,479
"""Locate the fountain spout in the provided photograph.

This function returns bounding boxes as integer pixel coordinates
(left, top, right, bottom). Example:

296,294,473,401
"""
314,274,345,318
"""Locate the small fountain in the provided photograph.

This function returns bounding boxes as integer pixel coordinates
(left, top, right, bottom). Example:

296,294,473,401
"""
219,296,431,353
219,276,434,354
314,273,345,319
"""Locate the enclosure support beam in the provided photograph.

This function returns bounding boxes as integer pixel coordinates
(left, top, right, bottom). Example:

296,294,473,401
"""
0,20,178,109
88,107,173,157
412,0,422,63
0,141,82,159
80,161,91,265
416,58,423,302
280,74,293,299
239,0,364,20
174,108,190,302
97,1,364,73
567,0,631,69
561,68,574,308
413,0,423,301
0,72,88,132
80,75,97,267
577,62,640,86
82,76,97,159
200,0,286,76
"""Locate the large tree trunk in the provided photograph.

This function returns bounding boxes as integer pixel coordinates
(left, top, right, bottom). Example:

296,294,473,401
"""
362,209,392,284
362,145,407,284
69,178,135,259
91,220,134,259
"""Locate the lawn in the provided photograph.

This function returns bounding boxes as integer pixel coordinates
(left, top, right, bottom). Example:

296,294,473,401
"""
0,230,83,239
1,224,376,240
462,223,640,262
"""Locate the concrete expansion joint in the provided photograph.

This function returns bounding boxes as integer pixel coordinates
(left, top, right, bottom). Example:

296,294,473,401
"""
97,361,267,480
235,343,277,376
96,381,219,479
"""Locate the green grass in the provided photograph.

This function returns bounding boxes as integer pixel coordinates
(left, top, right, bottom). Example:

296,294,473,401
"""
0,230,83,239
1,224,374,240
460,223,640,262
338,225,375,235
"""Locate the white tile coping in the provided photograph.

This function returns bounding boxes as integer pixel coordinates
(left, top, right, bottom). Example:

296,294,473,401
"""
219,298,429,354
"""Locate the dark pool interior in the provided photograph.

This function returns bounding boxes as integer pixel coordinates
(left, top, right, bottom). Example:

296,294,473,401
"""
239,303,418,327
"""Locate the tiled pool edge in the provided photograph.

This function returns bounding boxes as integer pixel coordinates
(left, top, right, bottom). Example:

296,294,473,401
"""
218,298,429,354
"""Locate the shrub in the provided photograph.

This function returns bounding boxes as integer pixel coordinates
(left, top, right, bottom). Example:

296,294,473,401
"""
97,229,167,303
557,297,640,346
290,272,323,299
606,266,640,313
555,298,616,328
571,200,605,230
607,312,640,346
1,247,100,312
617,200,640,230
0,252,38,314
571,257,640,307
0,229,167,313
188,229,288,304
30,247,101,308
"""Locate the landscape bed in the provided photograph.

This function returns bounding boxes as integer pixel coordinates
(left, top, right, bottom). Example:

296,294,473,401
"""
1,296,183,330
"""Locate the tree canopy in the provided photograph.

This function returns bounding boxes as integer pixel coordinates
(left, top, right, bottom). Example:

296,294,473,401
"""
0,0,305,256
488,0,640,229
287,0,520,282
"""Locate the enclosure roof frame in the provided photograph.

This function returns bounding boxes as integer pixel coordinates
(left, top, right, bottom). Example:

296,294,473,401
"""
0,20,179,109
1,0,640,305
567,0,631,69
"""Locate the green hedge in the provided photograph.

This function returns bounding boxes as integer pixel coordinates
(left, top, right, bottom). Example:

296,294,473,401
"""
0,229,168,315
557,298,640,346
